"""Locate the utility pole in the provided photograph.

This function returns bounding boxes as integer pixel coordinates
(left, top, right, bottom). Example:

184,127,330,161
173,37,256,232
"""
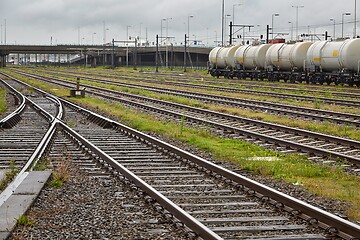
78,26,80,45
184,34,187,72
330,18,336,39
229,21,233,45
111,38,114,69
292,5,304,40
4,19,6,45
355,0,358,38
221,0,225,46
156,34,159,72
134,38,137,70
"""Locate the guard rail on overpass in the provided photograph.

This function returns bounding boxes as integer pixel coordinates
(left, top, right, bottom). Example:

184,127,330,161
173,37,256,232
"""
0,44,212,68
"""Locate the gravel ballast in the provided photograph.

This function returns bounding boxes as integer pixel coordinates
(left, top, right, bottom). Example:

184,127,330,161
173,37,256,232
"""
10,166,189,240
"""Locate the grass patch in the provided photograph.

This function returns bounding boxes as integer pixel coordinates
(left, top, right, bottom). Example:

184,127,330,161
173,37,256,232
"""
50,154,71,188
314,98,323,109
0,88,7,114
33,157,50,171
0,160,20,191
16,215,35,227
207,105,360,141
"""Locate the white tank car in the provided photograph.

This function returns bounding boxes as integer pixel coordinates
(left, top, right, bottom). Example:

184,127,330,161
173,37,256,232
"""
208,46,240,69
306,38,360,72
234,44,272,69
265,42,313,71
208,47,222,68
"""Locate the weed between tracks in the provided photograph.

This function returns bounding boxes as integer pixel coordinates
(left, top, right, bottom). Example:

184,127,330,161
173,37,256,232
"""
20,68,360,141
0,88,7,114
74,99,360,220
2,67,360,221
0,160,20,192
51,153,72,188
16,215,35,227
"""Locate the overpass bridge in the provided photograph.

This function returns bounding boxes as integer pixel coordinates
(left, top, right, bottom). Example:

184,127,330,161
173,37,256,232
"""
0,44,212,68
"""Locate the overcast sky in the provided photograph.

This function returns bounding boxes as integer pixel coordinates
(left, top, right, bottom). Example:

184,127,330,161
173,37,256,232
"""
0,0,358,46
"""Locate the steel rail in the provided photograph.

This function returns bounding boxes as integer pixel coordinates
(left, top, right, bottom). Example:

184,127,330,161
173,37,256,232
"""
57,120,222,240
0,73,64,123
41,68,360,100
1,74,221,239
0,88,60,206
10,69,360,130
4,73,360,238
164,79,360,108
9,71,360,165
60,96,360,239
51,70,360,127
34,68,360,108
8,71,360,147
0,79,26,128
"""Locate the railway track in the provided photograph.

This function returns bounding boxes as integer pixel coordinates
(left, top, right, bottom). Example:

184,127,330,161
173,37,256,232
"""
41,67,360,99
6,70,360,171
29,68,360,128
37,68,360,107
0,78,57,198
1,79,193,239
2,74,360,239
141,70,360,98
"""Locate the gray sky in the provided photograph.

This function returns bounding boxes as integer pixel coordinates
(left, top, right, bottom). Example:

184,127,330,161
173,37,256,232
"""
0,0,358,46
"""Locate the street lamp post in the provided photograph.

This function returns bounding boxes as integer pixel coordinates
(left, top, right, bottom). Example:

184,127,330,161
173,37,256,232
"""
161,18,167,43
232,3,242,25
355,0,358,38
342,12,351,38
4,19,6,45
292,5,304,40
165,18,172,68
330,18,336,40
288,21,293,40
225,14,231,45
232,3,242,45
103,28,109,65
221,0,225,46
271,13,280,40
126,25,131,67
139,22,142,47
215,30,218,46
187,15,194,45
92,32,96,45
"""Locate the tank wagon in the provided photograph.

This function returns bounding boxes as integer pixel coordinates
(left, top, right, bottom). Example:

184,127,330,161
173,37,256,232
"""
208,39,360,86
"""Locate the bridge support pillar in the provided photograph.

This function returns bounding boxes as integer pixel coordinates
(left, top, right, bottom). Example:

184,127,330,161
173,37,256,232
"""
0,55,6,67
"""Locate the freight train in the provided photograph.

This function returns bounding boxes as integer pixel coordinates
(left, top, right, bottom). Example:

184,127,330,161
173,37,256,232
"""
208,39,360,86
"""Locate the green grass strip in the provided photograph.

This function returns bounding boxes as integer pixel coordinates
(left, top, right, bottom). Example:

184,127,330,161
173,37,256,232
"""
0,88,7,114
30,71,360,142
